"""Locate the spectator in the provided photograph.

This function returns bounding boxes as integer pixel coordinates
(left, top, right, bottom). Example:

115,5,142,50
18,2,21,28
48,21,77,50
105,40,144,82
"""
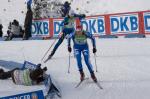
0,24,3,37
61,1,71,17
27,0,32,8
5,19,23,41
23,5,33,40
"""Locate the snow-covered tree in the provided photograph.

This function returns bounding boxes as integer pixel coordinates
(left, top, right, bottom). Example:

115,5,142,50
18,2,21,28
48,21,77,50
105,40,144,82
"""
32,0,63,19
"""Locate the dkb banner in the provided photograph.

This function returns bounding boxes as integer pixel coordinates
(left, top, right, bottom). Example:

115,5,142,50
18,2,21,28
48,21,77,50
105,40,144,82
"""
32,10,150,37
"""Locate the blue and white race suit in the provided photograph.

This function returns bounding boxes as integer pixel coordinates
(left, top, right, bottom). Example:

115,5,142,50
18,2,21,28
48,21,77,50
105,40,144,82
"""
50,14,85,57
68,30,96,73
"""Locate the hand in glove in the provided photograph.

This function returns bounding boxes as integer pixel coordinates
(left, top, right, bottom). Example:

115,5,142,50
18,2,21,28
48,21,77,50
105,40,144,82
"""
93,48,97,53
68,46,72,53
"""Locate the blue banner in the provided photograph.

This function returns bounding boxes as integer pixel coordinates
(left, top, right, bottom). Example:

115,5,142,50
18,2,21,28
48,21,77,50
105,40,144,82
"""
22,61,37,70
53,17,105,36
53,19,63,37
32,10,150,37
0,90,44,99
32,19,50,37
144,12,150,32
110,14,139,34
81,17,105,35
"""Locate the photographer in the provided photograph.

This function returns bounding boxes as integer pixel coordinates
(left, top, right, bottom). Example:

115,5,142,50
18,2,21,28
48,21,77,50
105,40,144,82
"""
5,19,23,41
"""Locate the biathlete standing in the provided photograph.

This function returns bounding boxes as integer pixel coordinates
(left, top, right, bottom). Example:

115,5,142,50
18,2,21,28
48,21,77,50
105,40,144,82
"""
67,25,97,82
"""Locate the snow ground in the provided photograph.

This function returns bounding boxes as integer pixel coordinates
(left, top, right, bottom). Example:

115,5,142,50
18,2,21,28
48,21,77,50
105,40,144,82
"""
1,37,150,99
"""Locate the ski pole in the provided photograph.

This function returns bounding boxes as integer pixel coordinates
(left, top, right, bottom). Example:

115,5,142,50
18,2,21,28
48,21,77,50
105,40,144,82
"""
68,52,71,73
41,39,57,62
94,53,98,72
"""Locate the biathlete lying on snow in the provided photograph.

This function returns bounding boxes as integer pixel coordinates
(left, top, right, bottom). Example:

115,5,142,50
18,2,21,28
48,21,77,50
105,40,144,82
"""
0,64,47,86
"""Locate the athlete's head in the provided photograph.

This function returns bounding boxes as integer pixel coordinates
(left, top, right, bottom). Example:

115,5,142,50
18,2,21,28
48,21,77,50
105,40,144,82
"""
76,25,83,31
76,25,83,35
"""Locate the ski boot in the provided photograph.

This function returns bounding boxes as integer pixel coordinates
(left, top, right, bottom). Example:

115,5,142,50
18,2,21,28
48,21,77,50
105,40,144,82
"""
91,72,97,82
49,51,55,59
46,54,53,61
79,71,85,81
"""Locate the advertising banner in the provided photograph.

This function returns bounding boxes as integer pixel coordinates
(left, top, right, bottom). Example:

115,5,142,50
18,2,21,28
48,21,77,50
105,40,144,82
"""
53,18,64,37
32,19,50,37
144,12,150,33
0,90,44,99
32,10,150,38
81,16,105,36
110,14,139,34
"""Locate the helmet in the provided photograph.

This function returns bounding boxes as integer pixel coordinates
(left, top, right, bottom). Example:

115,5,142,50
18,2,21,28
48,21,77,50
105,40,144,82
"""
64,1,71,5
76,25,82,31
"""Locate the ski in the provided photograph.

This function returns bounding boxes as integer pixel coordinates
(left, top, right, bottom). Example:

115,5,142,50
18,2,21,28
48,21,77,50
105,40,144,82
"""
46,87,62,99
44,74,62,99
75,77,89,88
94,81,103,89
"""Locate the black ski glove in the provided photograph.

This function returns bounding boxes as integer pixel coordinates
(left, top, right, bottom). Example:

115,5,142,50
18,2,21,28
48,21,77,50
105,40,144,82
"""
93,48,97,53
68,46,72,53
